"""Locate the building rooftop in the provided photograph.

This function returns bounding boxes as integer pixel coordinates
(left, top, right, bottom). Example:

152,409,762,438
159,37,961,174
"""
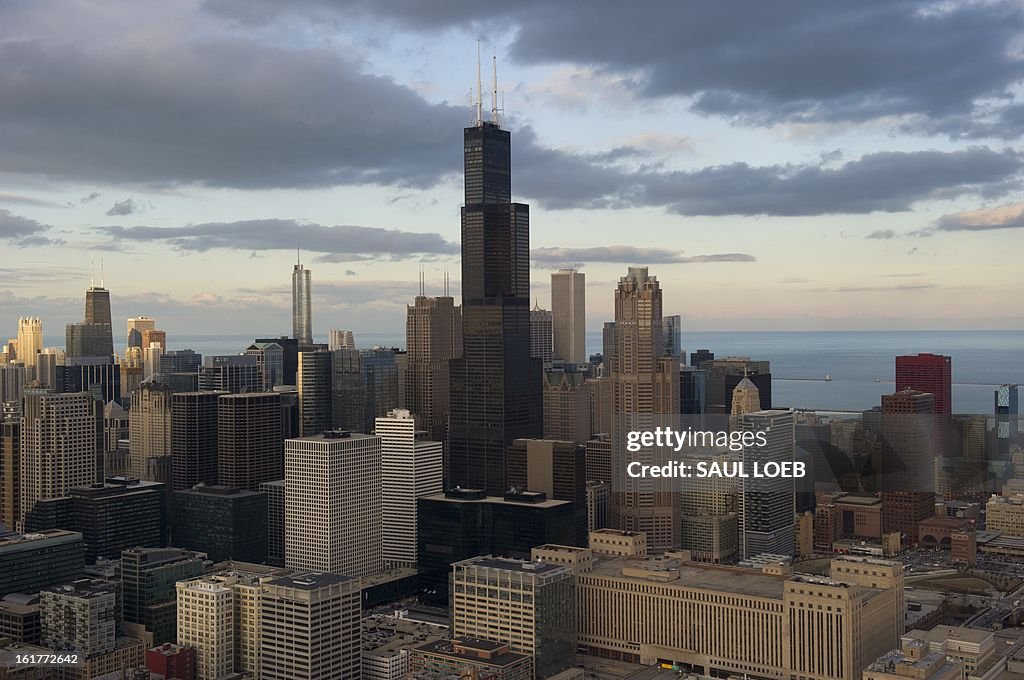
362,616,446,658
266,572,355,589
41,578,116,599
422,491,570,510
0,529,81,551
838,495,883,507
175,484,263,498
457,556,569,576
904,625,992,645
414,638,530,667
590,555,789,599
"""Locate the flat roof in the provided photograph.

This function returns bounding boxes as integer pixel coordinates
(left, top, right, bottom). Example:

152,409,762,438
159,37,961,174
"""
590,556,789,600
287,431,380,442
414,638,529,667
904,625,992,645
266,572,355,589
458,556,568,575
421,492,570,509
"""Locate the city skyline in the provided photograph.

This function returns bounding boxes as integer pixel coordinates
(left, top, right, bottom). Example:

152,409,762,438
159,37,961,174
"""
3,1,1024,334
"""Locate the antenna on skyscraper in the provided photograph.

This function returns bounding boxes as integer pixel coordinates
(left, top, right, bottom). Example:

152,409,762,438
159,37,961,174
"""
491,48,499,124
100,257,105,288
444,269,449,297
90,258,95,288
296,233,301,266
475,41,483,126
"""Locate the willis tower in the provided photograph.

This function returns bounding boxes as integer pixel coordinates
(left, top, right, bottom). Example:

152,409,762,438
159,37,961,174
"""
447,54,542,496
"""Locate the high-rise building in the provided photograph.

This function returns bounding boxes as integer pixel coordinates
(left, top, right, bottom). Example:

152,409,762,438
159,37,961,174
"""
261,479,285,566
292,260,312,346
406,293,462,444
701,356,772,415
530,302,554,367
62,356,122,405
376,409,442,569
102,400,129,478
170,391,225,491
16,318,42,372
159,349,202,375
297,351,332,436
880,389,937,493
0,529,86,597
172,486,267,563
0,364,27,415
448,113,542,496
450,556,575,680
995,384,1019,459
65,282,115,360
197,355,260,394
690,348,714,368
24,477,166,564
127,317,156,351
609,266,680,550
145,642,197,680
1,420,20,529
679,450,740,563
121,547,205,646
41,579,117,659
680,366,707,415
175,575,236,680
507,438,588,545
328,329,355,350
896,353,952,415
542,367,592,446
129,381,173,485
217,392,283,490
730,375,762,421
20,391,102,525
243,342,284,390
284,431,382,577
331,348,399,434
551,268,586,364
416,488,576,604
260,573,362,680
739,409,796,559
662,314,682,358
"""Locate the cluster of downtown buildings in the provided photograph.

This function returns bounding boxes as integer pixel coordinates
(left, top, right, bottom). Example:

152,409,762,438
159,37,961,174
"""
0,113,1023,680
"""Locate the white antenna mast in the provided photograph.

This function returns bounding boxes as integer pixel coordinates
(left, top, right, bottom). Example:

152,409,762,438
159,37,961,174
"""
100,257,105,288
90,258,95,288
491,48,498,124
475,41,483,126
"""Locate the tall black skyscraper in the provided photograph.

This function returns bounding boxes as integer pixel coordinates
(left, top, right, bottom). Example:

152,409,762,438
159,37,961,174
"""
447,81,542,496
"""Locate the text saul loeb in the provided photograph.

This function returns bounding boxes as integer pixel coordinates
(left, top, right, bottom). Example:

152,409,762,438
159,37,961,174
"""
625,427,806,479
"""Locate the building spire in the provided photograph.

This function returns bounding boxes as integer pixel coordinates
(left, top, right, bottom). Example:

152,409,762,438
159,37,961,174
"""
491,48,499,124
475,41,483,126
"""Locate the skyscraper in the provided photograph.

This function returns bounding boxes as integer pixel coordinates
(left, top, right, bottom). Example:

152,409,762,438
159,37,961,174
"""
20,391,102,525
406,292,462,444
328,329,355,350
330,348,399,434
171,391,224,490
284,431,382,577
896,353,952,415
530,301,553,367
129,381,173,484
609,266,680,550
738,409,796,559
292,259,312,346
16,318,42,371
66,281,115,360
297,350,332,436
551,268,586,364
448,108,542,495
127,316,156,351
996,384,1019,459
662,314,682,358
376,409,443,569
217,392,283,490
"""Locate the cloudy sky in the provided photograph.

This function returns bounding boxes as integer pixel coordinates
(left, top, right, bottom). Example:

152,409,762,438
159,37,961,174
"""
2,0,1023,343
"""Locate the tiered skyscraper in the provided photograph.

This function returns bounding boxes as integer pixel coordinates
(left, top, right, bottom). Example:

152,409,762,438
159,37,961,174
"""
551,268,586,364
406,289,462,444
292,257,312,346
447,93,542,495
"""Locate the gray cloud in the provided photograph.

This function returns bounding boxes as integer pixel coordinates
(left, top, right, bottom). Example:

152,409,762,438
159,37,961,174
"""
0,192,66,208
0,209,63,246
865,229,896,239
933,202,1024,232
812,283,936,293
205,0,1024,139
105,198,140,216
531,246,755,265
96,219,458,260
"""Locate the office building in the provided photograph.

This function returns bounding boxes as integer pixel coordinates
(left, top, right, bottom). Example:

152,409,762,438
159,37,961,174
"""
261,480,285,566
447,112,542,496
690,348,714,368
450,556,575,680
0,364,27,414
260,573,362,680
530,302,554,367
129,381,173,485
586,481,610,534
0,529,85,597
701,356,772,415
121,547,205,646
679,450,740,563
738,410,796,559
101,401,129,478
901,625,995,675
297,350,332,436
145,642,196,680
585,436,611,483
663,314,682,358
176,575,236,680
0,593,41,644
863,639,963,680
172,485,267,563
63,282,115,360
410,638,533,680
20,391,102,524
507,438,587,545
542,367,592,446
127,317,156,351
896,353,952,415
577,554,902,680
328,329,355,350
881,491,936,546
243,342,284,390
609,266,680,550
588,374,611,436
217,392,283,490
986,494,1024,537
197,355,260,394
680,366,707,415
416,488,576,604
406,292,462,444
1,420,19,529
376,409,443,569
24,477,166,564
170,391,223,491
284,431,382,577
16,318,41,372
331,348,399,434
551,268,586,364
159,349,202,375
40,579,117,657
880,389,937,493
996,384,1019,459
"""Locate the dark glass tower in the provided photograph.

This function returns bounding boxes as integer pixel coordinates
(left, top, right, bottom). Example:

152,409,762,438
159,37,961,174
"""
447,120,542,495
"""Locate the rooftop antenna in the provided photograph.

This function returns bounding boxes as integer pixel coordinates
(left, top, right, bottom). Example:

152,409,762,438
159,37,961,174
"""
491,48,498,124
296,234,301,266
475,41,483,126
90,258,95,288
444,269,450,297
100,257,105,288
419,267,425,296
